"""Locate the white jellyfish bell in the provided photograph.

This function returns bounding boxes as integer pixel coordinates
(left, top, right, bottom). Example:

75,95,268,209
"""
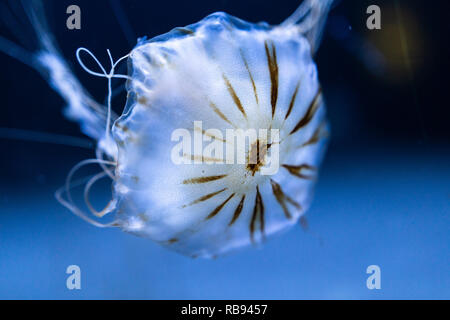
0,0,333,258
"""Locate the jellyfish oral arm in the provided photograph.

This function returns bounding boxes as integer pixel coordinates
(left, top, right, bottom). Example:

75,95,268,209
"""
281,0,334,53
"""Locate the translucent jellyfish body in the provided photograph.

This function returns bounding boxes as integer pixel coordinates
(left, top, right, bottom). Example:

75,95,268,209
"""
112,12,328,257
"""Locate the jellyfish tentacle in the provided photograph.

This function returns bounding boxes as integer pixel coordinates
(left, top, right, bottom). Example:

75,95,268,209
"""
75,47,108,78
55,186,119,228
55,158,118,228
76,47,130,155
64,158,116,206
76,47,129,79
95,146,116,180
83,171,117,218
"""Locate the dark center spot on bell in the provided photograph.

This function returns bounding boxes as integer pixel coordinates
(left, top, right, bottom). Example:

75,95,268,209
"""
167,238,179,244
247,139,267,176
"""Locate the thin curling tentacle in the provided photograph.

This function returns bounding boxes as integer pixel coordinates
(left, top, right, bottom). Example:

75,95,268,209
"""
75,47,130,80
55,158,118,228
75,48,130,153
83,171,116,218
96,146,116,180
55,183,119,228
65,158,116,206
55,177,118,228
76,47,108,78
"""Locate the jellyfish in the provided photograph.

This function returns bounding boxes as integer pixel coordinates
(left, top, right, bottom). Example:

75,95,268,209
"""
0,0,333,258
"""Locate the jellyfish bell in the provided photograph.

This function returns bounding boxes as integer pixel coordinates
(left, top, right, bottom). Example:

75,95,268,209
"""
113,9,331,257
0,0,333,258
